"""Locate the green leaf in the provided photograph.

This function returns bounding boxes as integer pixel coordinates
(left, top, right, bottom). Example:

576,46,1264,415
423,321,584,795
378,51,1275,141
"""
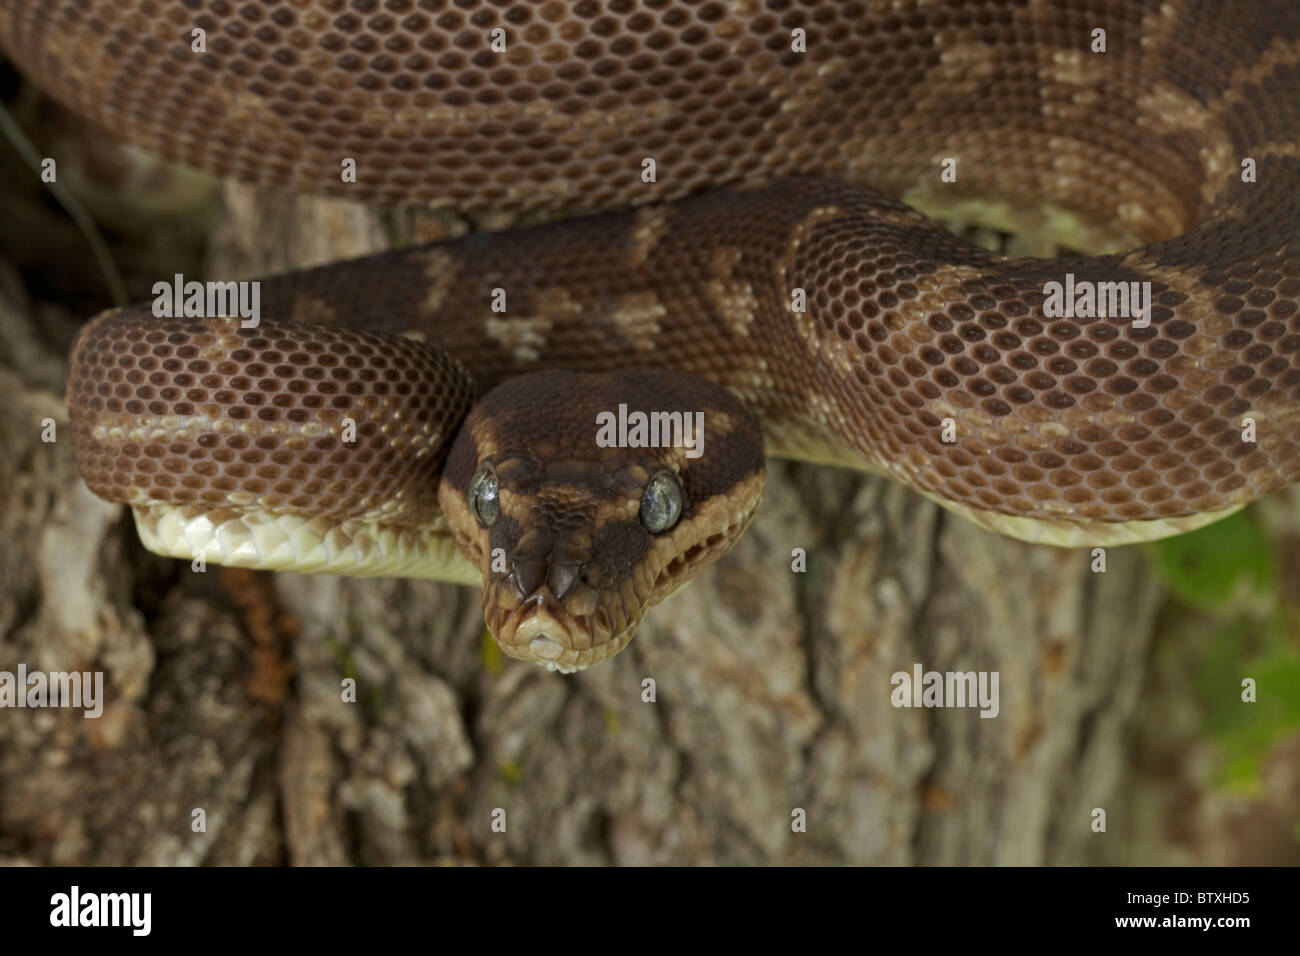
1153,511,1275,608
1196,618,1300,792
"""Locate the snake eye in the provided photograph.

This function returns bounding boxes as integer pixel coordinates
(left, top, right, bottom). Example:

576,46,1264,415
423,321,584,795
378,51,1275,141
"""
469,462,500,527
639,471,683,534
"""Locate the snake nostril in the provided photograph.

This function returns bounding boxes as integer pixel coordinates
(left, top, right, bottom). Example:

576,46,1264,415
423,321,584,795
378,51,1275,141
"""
547,562,580,601
582,565,603,588
512,557,546,598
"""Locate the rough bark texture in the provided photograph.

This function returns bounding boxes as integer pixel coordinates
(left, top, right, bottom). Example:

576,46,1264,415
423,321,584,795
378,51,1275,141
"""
0,183,1167,866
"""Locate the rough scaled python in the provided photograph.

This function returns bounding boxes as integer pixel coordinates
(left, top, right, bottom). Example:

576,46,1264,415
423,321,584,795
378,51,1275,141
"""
2,0,1298,671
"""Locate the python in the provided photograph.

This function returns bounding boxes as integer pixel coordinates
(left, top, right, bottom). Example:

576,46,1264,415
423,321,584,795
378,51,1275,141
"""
2,0,1296,671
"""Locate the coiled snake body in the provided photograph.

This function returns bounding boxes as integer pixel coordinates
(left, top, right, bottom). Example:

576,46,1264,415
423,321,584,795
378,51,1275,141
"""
3,1,1298,669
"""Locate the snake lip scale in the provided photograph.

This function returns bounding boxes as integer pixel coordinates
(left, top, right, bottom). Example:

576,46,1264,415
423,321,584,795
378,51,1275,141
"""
3,0,1298,670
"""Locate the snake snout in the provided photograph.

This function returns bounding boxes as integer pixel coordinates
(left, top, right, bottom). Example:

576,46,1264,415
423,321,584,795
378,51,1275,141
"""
488,527,635,672
511,554,585,602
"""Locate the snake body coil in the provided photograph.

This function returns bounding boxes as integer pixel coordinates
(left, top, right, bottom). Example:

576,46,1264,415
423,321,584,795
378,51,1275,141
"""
2,0,1298,669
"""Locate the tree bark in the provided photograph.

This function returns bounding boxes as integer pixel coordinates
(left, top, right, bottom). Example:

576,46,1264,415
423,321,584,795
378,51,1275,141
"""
0,183,1163,865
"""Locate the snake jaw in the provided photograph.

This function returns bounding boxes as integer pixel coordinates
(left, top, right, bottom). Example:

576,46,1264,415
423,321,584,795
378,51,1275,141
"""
499,589,574,663
486,583,641,672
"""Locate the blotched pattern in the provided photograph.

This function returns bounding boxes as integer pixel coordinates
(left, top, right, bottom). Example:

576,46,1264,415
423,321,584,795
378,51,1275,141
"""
2,0,1297,550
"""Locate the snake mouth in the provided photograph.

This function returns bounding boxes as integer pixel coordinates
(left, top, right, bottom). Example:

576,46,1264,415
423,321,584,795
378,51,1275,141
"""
487,586,637,673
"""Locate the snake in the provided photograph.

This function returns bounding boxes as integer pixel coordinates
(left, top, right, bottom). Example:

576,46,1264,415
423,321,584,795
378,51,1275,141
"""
2,0,1298,672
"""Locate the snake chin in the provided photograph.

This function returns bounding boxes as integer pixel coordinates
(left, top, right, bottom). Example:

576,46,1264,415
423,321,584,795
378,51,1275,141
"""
487,588,638,672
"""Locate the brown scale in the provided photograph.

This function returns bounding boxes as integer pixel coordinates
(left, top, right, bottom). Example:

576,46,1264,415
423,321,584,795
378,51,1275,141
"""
67,312,477,528
237,177,1299,527
2,0,1298,533
0,0,1287,220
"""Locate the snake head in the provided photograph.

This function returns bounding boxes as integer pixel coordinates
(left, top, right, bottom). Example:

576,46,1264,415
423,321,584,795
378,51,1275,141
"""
438,368,765,672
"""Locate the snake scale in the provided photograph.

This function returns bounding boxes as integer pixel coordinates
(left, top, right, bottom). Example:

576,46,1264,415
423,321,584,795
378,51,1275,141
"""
2,0,1298,670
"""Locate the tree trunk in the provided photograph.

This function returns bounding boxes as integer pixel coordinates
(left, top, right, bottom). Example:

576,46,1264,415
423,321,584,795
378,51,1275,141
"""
0,182,1163,865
